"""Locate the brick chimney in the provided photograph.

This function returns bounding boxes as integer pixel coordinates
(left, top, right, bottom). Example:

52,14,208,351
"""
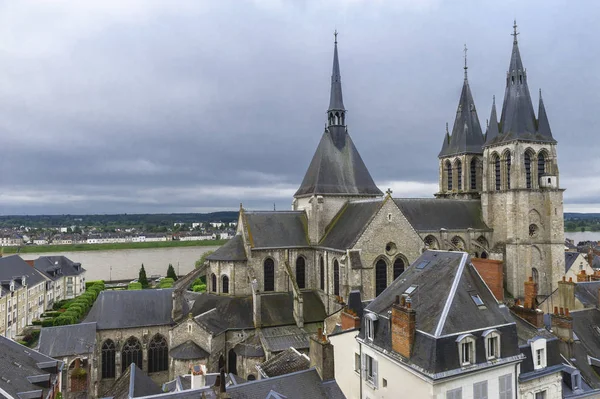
471,258,504,301
309,328,335,381
577,270,588,282
340,308,360,330
551,306,573,342
558,276,576,311
391,295,416,359
524,276,538,309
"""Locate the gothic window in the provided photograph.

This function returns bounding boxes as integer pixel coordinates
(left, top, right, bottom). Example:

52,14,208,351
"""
264,258,275,292
375,259,387,297
494,155,501,190
333,260,340,296
477,236,489,249
532,268,539,285
505,152,512,189
470,158,477,190
446,161,453,191
538,152,547,177
148,334,168,373
221,275,229,294
319,256,325,290
101,339,116,379
525,151,532,188
121,337,142,372
393,257,405,280
451,236,465,251
456,160,462,190
424,235,439,250
295,257,306,289
211,273,217,293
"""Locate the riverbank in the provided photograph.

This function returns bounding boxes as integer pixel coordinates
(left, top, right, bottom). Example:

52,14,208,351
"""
2,239,226,254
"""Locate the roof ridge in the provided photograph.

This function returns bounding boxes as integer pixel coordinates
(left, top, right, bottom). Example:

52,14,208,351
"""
434,252,469,337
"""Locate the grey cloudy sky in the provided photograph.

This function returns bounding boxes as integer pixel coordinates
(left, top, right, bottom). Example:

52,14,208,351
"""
0,0,598,215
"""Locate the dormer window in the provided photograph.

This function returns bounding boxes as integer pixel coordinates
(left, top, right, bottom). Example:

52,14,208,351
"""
483,329,501,360
530,337,547,370
365,313,378,341
456,334,476,366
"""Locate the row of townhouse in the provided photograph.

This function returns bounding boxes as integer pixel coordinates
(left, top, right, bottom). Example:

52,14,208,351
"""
0,255,86,339
0,233,25,247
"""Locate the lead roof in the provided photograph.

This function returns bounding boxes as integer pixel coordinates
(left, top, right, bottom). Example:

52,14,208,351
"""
393,198,489,231
319,199,382,249
206,234,246,261
244,211,309,248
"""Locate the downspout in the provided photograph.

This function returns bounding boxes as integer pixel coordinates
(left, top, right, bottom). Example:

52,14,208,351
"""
514,362,518,399
359,341,363,399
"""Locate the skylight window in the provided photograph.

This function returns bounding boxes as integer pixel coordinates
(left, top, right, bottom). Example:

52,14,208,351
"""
416,261,430,270
404,285,418,295
471,294,484,307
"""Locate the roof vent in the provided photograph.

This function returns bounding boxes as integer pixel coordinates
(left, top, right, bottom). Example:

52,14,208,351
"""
13,361,22,368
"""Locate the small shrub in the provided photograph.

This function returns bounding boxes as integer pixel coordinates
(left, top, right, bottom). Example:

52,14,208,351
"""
85,280,104,289
42,319,54,327
32,320,42,326
42,311,60,318
128,282,142,290
17,340,28,346
192,284,206,293
159,278,174,289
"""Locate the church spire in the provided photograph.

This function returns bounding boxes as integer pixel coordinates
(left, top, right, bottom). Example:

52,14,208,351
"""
328,31,346,127
537,89,553,139
485,95,500,144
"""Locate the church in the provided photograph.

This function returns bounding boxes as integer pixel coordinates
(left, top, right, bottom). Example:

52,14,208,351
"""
207,22,565,302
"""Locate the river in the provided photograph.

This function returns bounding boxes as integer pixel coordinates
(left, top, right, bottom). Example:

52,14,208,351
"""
564,231,600,245
19,246,220,281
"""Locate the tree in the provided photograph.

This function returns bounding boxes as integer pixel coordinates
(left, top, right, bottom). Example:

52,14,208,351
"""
139,264,149,289
195,251,214,269
166,264,178,281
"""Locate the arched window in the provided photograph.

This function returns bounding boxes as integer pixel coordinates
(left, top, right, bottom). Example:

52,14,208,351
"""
211,273,217,293
525,152,532,188
456,160,462,190
505,152,512,189
424,235,439,250
333,260,340,296
247,374,256,381
494,155,501,190
446,161,453,191
228,349,237,375
451,236,465,251
148,334,168,373
101,339,116,379
319,256,324,290
264,258,275,292
121,337,142,372
393,258,405,280
470,158,477,190
538,152,547,178
295,257,306,289
222,275,229,294
476,236,489,250
532,268,539,285
375,259,387,297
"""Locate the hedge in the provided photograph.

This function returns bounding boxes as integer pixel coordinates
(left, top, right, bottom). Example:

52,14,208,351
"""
85,280,104,289
32,320,42,326
159,278,174,289
42,282,106,328
128,282,142,290
42,319,54,327
192,284,206,292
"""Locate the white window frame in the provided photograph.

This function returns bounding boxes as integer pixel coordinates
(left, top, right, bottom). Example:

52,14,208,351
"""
365,313,378,341
530,337,547,370
535,390,547,399
456,334,476,366
446,387,462,399
499,374,513,399
483,329,501,360
354,353,361,374
362,353,378,389
473,380,488,399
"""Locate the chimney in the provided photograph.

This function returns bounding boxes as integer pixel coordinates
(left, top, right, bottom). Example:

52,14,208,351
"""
558,277,576,311
391,295,416,359
340,308,360,330
524,276,537,309
577,270,588,282
551,306,573,342
191,364,206,389
251,279,261,328
309,328,335,381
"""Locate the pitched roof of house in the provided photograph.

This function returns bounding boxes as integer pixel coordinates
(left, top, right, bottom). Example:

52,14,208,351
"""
33,256,86,280
38,322,97,358
575,282,600,308
319,200,382,249
569,309,600,389
393,198,489,231
169,340,210,360
0,255,47,288
206,235,247,261
233,334,265,358
0,335,63,399
244,211,309,248
565,252,583,273
85,289,175,330
101,363,163,399
259,325,313,353
257,347,310,378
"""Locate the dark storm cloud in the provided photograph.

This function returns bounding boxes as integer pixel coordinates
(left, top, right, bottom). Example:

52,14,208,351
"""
0,0,597,214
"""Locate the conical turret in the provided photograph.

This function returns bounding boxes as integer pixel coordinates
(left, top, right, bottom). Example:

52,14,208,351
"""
537,89,553,140
485,96,500,145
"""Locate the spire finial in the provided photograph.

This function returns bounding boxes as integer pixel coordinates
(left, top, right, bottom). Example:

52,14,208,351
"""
539,88,542,99
334,30,338,44
463,43,468,79
446,122,449,134
492,95,496,106
512,20,519,44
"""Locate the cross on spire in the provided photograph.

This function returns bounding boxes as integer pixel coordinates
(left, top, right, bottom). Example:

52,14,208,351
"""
463,43,468,79
334,30,338,44
512,19,519,44
386,188,393,197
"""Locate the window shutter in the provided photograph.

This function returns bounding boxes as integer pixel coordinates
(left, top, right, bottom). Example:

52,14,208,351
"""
361,353,366,380
373,358,379,389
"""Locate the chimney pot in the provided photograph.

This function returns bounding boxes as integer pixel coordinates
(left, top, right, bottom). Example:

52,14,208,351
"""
569,277,573,282
565,308,570,317
560,307,564,315
554,306,558,315
563,276,566,282
317,328,322,339
529,276,533,282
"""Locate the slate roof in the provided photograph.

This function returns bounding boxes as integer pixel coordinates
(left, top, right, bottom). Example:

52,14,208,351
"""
85,289,174,330
244,211,309,248
328,38,344,112
360,251,520,376
439,76,484,157
260,325,312,353
206,235,246,261
485,28,556,146
257,347,310,378
575,282,600,308
0,335,63,399
33,256,85,280
0,255,47,288
570,309,600,389
233,334,265,358
169,340,210,360
319,200,382,249
393,198,489,231
101,363,163,399
565,252,584,273
261,291,327,327
38,322,97,358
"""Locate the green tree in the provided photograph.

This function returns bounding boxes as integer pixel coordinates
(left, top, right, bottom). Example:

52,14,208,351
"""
195,251,214,269
139,264,149,288
166,264,178,281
